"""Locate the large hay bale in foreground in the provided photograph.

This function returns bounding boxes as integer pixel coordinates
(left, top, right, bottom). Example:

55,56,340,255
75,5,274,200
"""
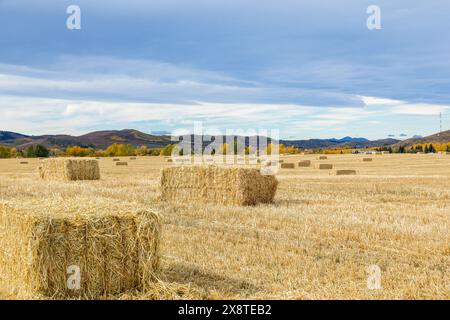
317,164,333,170
38,159,100,181
298,160,311,167
160,165,278,206
0,198,161,299
280,163,295,169
318,156,327,160
116,161,128,166
336,169,356,175
363,158,373,162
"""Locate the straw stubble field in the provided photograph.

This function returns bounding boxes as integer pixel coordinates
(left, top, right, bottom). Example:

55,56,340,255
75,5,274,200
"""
0,154,449,299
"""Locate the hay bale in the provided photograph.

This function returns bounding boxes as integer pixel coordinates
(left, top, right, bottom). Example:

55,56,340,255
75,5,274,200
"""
298,160,311,167
116,161,128,166
363,158,373,162
336,169,356,175
38,159,100,181
112,158,120,162
167,158,173,163
279,160,284,163
318,156,327,160
129,157,137,160
0,198,161,299
280,163,295,169
19,161,29,165
317,164,333,170
160,165,278,206
376,152,382,155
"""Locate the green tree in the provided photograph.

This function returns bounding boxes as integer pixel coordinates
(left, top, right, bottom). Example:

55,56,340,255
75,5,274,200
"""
429,144,436,153
0,145,12,158
26,144,49,158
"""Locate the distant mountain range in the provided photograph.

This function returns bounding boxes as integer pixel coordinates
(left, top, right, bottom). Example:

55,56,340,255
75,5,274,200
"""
1,129,448,150
279,136,400,149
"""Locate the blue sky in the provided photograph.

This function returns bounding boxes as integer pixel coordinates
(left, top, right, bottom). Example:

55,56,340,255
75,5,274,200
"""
0,0,449,139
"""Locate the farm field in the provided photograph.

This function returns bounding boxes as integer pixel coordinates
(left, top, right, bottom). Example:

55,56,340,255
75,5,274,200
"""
0,153,449,299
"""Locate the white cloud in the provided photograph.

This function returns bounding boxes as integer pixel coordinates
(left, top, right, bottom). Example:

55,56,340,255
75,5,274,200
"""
362,95,450,116
390,103,450,116
0,57,364,107
362,96,404,106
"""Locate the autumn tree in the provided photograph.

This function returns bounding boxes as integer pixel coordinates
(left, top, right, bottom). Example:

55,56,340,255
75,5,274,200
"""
105,144,135,157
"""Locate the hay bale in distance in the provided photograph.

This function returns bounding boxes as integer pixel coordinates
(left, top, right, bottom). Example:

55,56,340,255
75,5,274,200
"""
318,156,327,160
129,157,137,160
336,169,356,175
112,158,120,161
160,165,278,206
318,164,333,170
280,163,295,169
116,161,128,166
0,198,161,299
298,160,311,167
38,159,100,181
19,161,29,165
167,158,173,163
363,158,373,162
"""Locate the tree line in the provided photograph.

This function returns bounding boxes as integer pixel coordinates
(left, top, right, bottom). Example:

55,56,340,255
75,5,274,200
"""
0,142,303,158
1,142,448,159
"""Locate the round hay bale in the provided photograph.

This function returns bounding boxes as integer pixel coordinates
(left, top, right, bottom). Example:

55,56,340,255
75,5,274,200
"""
318,156,327,160
363,158,373,162
280,163,295,169
116,161,128,166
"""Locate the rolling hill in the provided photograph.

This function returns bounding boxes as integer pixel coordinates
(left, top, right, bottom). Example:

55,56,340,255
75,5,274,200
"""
0,129,172,150
7,128,447,151
394,130,450,147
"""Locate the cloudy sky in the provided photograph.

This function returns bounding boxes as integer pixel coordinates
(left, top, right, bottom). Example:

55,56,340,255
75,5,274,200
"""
0,0,449,139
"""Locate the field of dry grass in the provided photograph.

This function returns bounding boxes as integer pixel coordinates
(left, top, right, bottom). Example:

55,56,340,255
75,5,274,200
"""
0,153,449,299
